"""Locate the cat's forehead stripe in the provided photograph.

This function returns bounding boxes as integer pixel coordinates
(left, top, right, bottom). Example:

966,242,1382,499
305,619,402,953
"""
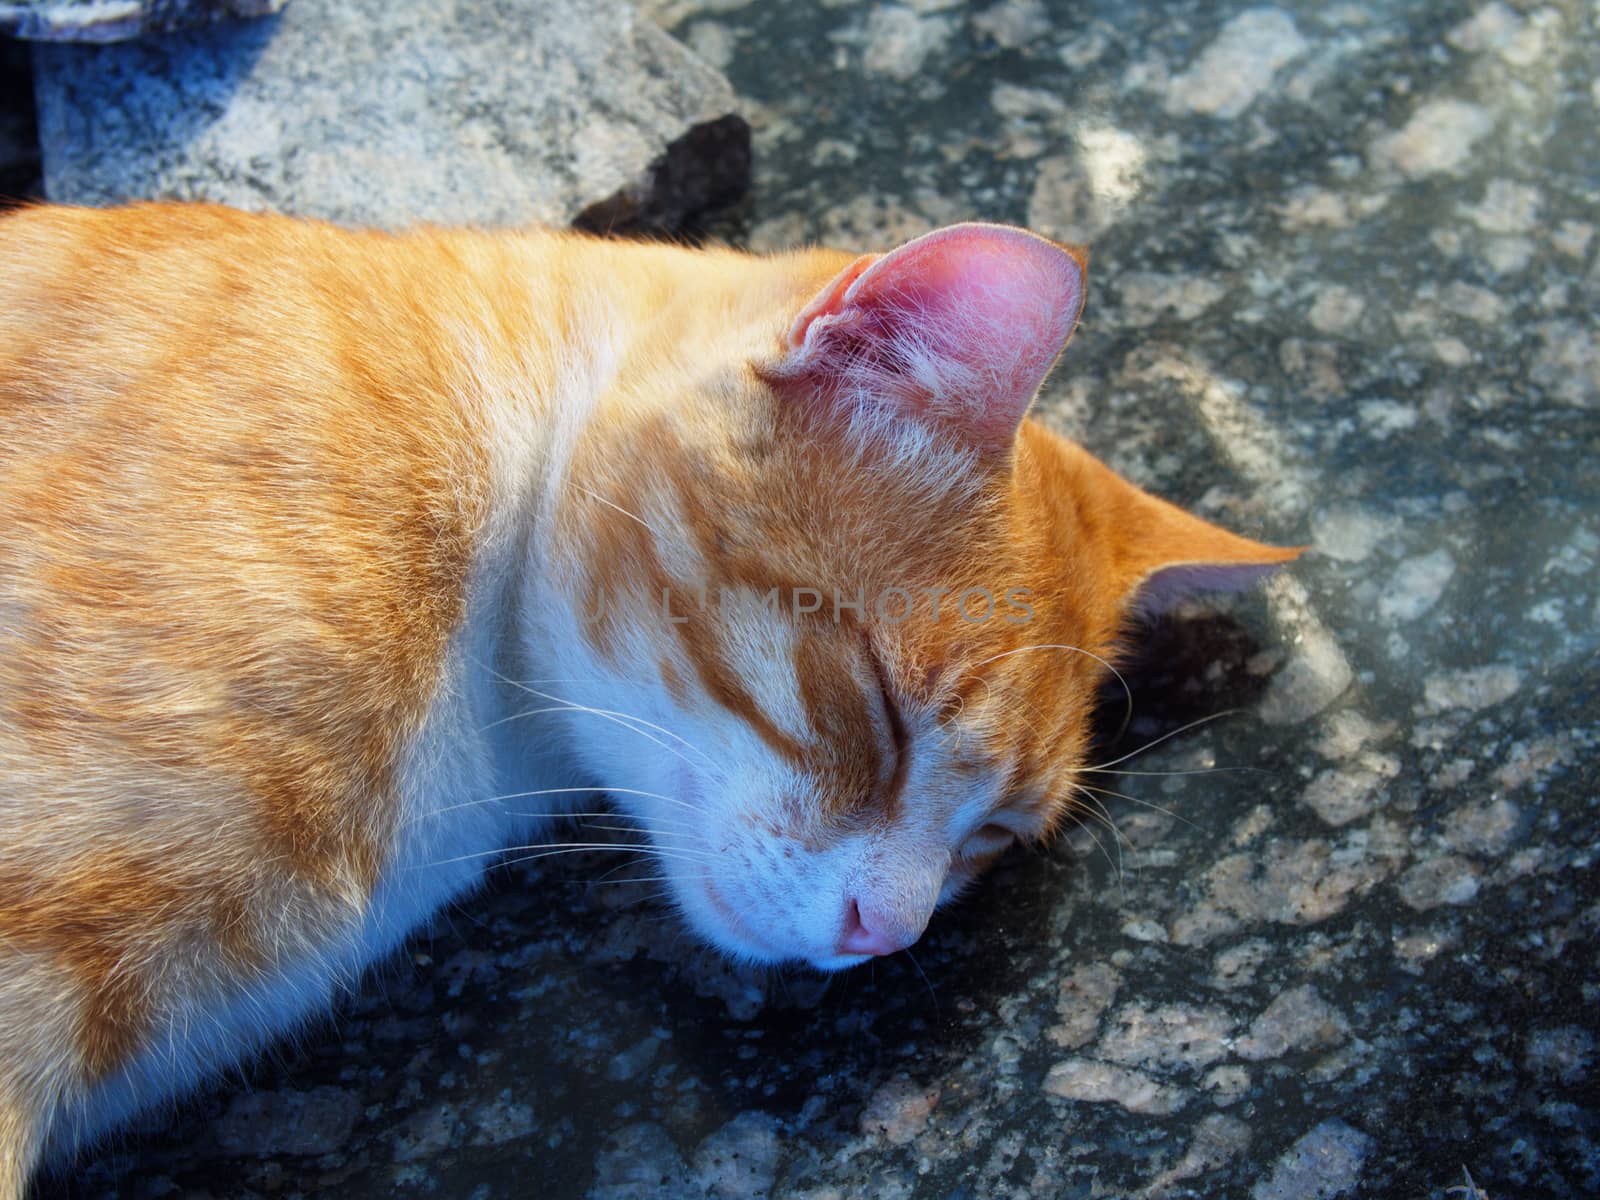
671,602,807,766
793,631,884,823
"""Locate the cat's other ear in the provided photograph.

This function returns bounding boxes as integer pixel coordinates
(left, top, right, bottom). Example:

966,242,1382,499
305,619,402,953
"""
761,223,1087,454
1025,428,1303,617
1125,536,1303,618
1108,468,1304,617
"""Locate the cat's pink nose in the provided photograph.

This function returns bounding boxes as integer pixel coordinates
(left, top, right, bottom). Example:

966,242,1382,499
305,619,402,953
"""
837,899,912,957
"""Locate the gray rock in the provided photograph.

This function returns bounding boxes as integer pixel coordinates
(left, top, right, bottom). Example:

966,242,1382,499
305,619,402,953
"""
690,1112,782,1198
1250,1119,1375,1200
209,1085,361,1158
32,0,749,232
590,1122,693,1200
0,0,285,43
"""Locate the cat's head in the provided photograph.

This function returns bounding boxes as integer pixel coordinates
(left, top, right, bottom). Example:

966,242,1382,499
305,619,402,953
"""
543,224,1298,971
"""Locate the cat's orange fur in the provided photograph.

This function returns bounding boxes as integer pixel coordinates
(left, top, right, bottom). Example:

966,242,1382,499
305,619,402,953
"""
0,203,1296,1193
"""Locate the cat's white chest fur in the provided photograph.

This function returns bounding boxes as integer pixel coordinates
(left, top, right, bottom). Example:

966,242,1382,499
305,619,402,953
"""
56,621,569,1157
52,380,587,1158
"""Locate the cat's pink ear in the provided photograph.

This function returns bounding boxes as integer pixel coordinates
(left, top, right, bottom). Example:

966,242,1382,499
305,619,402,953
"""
764,224,1087,453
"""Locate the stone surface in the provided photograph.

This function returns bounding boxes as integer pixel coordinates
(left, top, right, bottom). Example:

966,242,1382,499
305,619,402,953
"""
34,0,1600,1197
0,0,283,42
32,0,750,231
211,1087,362,1158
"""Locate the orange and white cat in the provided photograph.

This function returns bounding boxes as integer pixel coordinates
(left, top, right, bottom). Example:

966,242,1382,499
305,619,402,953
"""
0,204,1296,1192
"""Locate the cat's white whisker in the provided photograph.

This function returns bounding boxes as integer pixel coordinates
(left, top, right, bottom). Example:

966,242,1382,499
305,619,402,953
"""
417,840,710,871
490,810,698,835
404,785,703,827
575,821,707,845
901,947,941,1014
1070,780,1198,832
502,816,702,848
598,788,709,816
500,845,715,871
580,874,714,887
475,703,587,734
1079,764,1267,778
575,836,714,859
1082,709,1241,773
968,642,1134,738
1064,785,1131,892
479,702,708,773
570,482,671,542
476,657,718,772
583,851,714,887
501,786,705,816
511,682,718,771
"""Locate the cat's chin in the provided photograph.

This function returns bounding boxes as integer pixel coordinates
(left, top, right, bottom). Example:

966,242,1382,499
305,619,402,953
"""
685,876,790,962
673,875,863,971
805,951,877,974
704,928,875,975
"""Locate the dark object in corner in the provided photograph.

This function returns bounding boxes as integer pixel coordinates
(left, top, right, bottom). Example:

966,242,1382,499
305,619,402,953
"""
0,37,41,205
574,113,752,238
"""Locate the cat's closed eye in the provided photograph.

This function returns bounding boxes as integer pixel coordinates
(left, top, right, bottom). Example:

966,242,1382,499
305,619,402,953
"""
865,640,910,795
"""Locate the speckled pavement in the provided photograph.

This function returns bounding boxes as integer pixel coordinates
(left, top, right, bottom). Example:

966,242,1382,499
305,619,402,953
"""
37,1,1599,1197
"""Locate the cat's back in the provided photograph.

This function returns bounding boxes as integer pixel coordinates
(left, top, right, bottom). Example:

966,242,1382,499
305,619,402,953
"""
0,203,495,748
0,204,500,1039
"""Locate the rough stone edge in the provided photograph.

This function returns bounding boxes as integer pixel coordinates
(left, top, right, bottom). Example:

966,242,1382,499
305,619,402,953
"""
0,0,285,44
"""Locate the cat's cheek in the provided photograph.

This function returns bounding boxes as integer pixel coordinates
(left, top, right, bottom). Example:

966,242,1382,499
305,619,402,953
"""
649,766,786,961
668,868,786,965
662,834,854,969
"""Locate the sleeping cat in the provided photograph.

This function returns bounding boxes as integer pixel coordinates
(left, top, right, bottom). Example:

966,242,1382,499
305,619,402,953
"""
0,204,1297,1192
